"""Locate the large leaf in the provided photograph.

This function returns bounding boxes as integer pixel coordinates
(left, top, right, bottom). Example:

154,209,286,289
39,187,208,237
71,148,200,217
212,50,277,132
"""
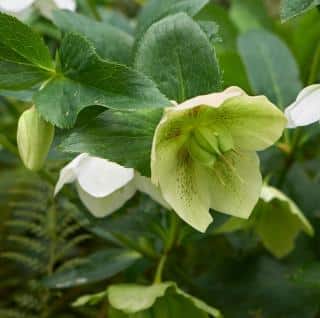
53,10,133,65
43,248,141,288
135,13,221,103
238,29,302,108
0,13,54,89
35,33,169,128
136,0,209,41
281,0,320,21
59,108,163,176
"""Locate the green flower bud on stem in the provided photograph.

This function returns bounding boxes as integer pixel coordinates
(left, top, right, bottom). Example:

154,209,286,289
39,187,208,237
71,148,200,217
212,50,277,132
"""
17,107,54,171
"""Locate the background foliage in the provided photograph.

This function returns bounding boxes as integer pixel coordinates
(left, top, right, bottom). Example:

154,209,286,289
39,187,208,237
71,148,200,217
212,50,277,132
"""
0,0,320,317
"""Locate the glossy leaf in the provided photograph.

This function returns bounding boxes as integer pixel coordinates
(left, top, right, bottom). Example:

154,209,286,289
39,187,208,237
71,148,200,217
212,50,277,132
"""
43,248,141,288
59,108,163,176
0,13,54,89
135,13,221,103
34,33,169,128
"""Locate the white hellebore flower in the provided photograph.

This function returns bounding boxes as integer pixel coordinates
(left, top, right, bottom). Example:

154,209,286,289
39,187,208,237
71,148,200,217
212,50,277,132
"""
285,84,320,128
0,0,76,19
55,154,169,218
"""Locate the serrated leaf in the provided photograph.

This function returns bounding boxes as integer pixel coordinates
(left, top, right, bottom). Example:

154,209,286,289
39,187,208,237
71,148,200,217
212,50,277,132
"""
0,13,54,89
135,13,221,103
59,108,163,176
238,29,302,108
35,33,169,128
43,248,141,288
281,0,320,22
53,10,133,65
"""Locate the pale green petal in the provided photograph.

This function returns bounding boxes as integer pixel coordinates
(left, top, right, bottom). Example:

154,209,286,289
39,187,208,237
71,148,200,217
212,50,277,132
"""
134,174,170,209
209,151,262,219
76,179,136,218
214,216,250,234
152,139,213,232
175,287,222,318
108,283,172,314
255,185,314,258
212,94,287,151
215,185,314,258
108,282,222,317
260,185,313,236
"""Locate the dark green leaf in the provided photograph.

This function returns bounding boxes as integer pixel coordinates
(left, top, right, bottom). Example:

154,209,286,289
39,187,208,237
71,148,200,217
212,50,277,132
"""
0,13,54,89
281,0,320,22
136,0,209,41
135,13,221,103
35,33,169,128
238,29,302,108
0,61,49,90
53,10,133,64
59,108,163,176
43,248,141,288
292,262,320,288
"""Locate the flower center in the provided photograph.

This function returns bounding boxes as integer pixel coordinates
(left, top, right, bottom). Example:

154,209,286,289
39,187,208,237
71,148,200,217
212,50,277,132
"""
187,127,234,168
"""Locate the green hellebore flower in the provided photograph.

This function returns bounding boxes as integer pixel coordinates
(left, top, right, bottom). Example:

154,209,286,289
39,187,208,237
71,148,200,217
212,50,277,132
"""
73,282,222,318
151,87,287,232
17,106,54,171
216,185,314,258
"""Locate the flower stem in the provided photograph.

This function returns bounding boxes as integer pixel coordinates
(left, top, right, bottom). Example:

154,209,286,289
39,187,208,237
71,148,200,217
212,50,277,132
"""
153,254,167,284
308,42,320,85
86,0,101,21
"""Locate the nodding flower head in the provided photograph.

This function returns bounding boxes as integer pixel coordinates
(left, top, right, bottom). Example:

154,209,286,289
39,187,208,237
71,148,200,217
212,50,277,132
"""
151,87,287,232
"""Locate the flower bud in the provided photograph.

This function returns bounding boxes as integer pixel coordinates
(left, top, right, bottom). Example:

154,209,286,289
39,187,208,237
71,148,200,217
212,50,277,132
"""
17,107,54,171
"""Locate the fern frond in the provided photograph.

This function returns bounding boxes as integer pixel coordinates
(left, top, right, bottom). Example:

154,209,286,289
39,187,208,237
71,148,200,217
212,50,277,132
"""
12,210,46,223
6,235,46,253
0,308,36,318
56,234,91,261
5,220,46,237
60,223,82,240
0,252,43,271
13,294,42,311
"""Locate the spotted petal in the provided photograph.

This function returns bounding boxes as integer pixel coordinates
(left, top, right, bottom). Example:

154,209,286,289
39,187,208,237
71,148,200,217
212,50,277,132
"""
208,151,262,218
152,139,212,232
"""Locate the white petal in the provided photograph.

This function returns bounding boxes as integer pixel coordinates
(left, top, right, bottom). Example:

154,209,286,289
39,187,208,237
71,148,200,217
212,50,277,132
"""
54,153,89,196
53,0,76,10
284,84,320,128
76,156,135,198
134,174,170,209
176,86,245,111
76,180,136,218
0,0,35,12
